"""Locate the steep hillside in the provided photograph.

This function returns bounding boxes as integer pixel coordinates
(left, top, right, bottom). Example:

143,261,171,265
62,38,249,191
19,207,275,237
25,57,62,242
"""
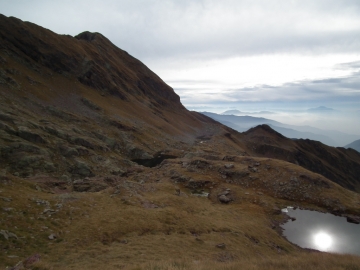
1,14,360,270
243,125,360,192
0,14,247,180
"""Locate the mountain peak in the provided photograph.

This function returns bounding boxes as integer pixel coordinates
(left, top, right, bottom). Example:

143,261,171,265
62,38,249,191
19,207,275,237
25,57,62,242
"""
244,124,286,138
308,106,335,112
75,31,105,42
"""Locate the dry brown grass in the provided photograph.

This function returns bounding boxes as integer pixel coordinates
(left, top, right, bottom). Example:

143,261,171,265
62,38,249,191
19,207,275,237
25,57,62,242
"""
128,253,360,270
2,164,360,270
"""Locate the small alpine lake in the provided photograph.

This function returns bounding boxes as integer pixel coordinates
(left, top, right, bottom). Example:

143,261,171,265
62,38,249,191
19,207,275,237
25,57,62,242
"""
281,207,360,255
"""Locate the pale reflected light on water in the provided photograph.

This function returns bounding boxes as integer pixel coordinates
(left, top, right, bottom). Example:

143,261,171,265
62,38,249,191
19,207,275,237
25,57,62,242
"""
281,208,360,255
313,232,333,251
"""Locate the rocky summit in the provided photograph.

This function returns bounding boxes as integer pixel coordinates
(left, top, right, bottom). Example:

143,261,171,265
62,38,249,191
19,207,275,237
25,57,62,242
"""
1,14,360,270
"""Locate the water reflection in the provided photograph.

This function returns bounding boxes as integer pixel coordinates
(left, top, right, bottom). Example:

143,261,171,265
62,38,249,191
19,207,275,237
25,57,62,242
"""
281,208,360,255
313,232,332,251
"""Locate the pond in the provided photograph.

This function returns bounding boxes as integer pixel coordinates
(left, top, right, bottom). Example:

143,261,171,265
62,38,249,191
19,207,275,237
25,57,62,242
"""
281,207,360,255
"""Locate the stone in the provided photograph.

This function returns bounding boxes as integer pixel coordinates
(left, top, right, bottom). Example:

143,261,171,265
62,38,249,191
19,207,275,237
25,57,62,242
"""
69,160,94,177
218,190,230,196
346,215,360,224
109,168,123,176
224,164,234,169
219,195,232,204
216,243,226,249
23,254,41,268
48,233,56,240
0,196,12,202
0,230,18,240
249,167,258,173
43,208,56,214
60,174,71,182
59,145,79,157
18,128,47,144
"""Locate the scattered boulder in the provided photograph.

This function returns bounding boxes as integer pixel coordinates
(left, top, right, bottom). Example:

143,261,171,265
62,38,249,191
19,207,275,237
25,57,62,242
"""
224,164,234,169
72,178,108,192
59,145,79,157
1,196,12,202
48,233,56,240
218,190,230,197
186,179,211,189
272,207,282,215
17,129,47,144
69,160,94,177
216,243,226,249
219,195,232,204
23,254,41,268
346,215,360,224
0,230,18,240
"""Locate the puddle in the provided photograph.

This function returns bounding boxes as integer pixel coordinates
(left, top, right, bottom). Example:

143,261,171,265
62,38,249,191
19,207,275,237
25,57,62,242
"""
281,207,360,255
132,154,177,168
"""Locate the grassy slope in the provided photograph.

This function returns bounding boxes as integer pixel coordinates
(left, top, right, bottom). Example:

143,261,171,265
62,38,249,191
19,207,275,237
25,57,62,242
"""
1,152,360,269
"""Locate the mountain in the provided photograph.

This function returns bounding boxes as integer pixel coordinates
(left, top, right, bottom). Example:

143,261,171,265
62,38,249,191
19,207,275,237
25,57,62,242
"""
243,125,360,192
202,111,358,146
345,139,360,152
202,112,280,132
222,109,244,115
268,125,338,146
202,112,360,191
307,106,336,112
1,14,360,269
0,14,250,179
222,109,275,115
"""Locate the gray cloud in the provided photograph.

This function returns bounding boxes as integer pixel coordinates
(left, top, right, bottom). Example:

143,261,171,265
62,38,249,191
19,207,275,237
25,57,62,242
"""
1,0,360,61
178,69,360,106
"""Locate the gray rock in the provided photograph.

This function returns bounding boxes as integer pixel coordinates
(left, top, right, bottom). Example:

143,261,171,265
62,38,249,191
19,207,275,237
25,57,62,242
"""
18,128,47,144
1,196,12,202
48,233,56,240
60,174,71,182
69,160,94,177
219,195,232,204
0,230,18,240
59,145,79,157
224,164,234,169
346,215,360,224
110,168,125,176
218,190,230,196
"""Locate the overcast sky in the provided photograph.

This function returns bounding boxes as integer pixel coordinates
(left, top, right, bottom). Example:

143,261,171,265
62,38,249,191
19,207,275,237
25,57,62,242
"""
1,0,360,134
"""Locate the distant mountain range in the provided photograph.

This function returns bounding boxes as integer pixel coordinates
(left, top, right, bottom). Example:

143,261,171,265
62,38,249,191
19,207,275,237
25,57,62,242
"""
201,112,359,147
345,140,360,152
307,106,336,112
222,106,336,116
222,109,275,115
